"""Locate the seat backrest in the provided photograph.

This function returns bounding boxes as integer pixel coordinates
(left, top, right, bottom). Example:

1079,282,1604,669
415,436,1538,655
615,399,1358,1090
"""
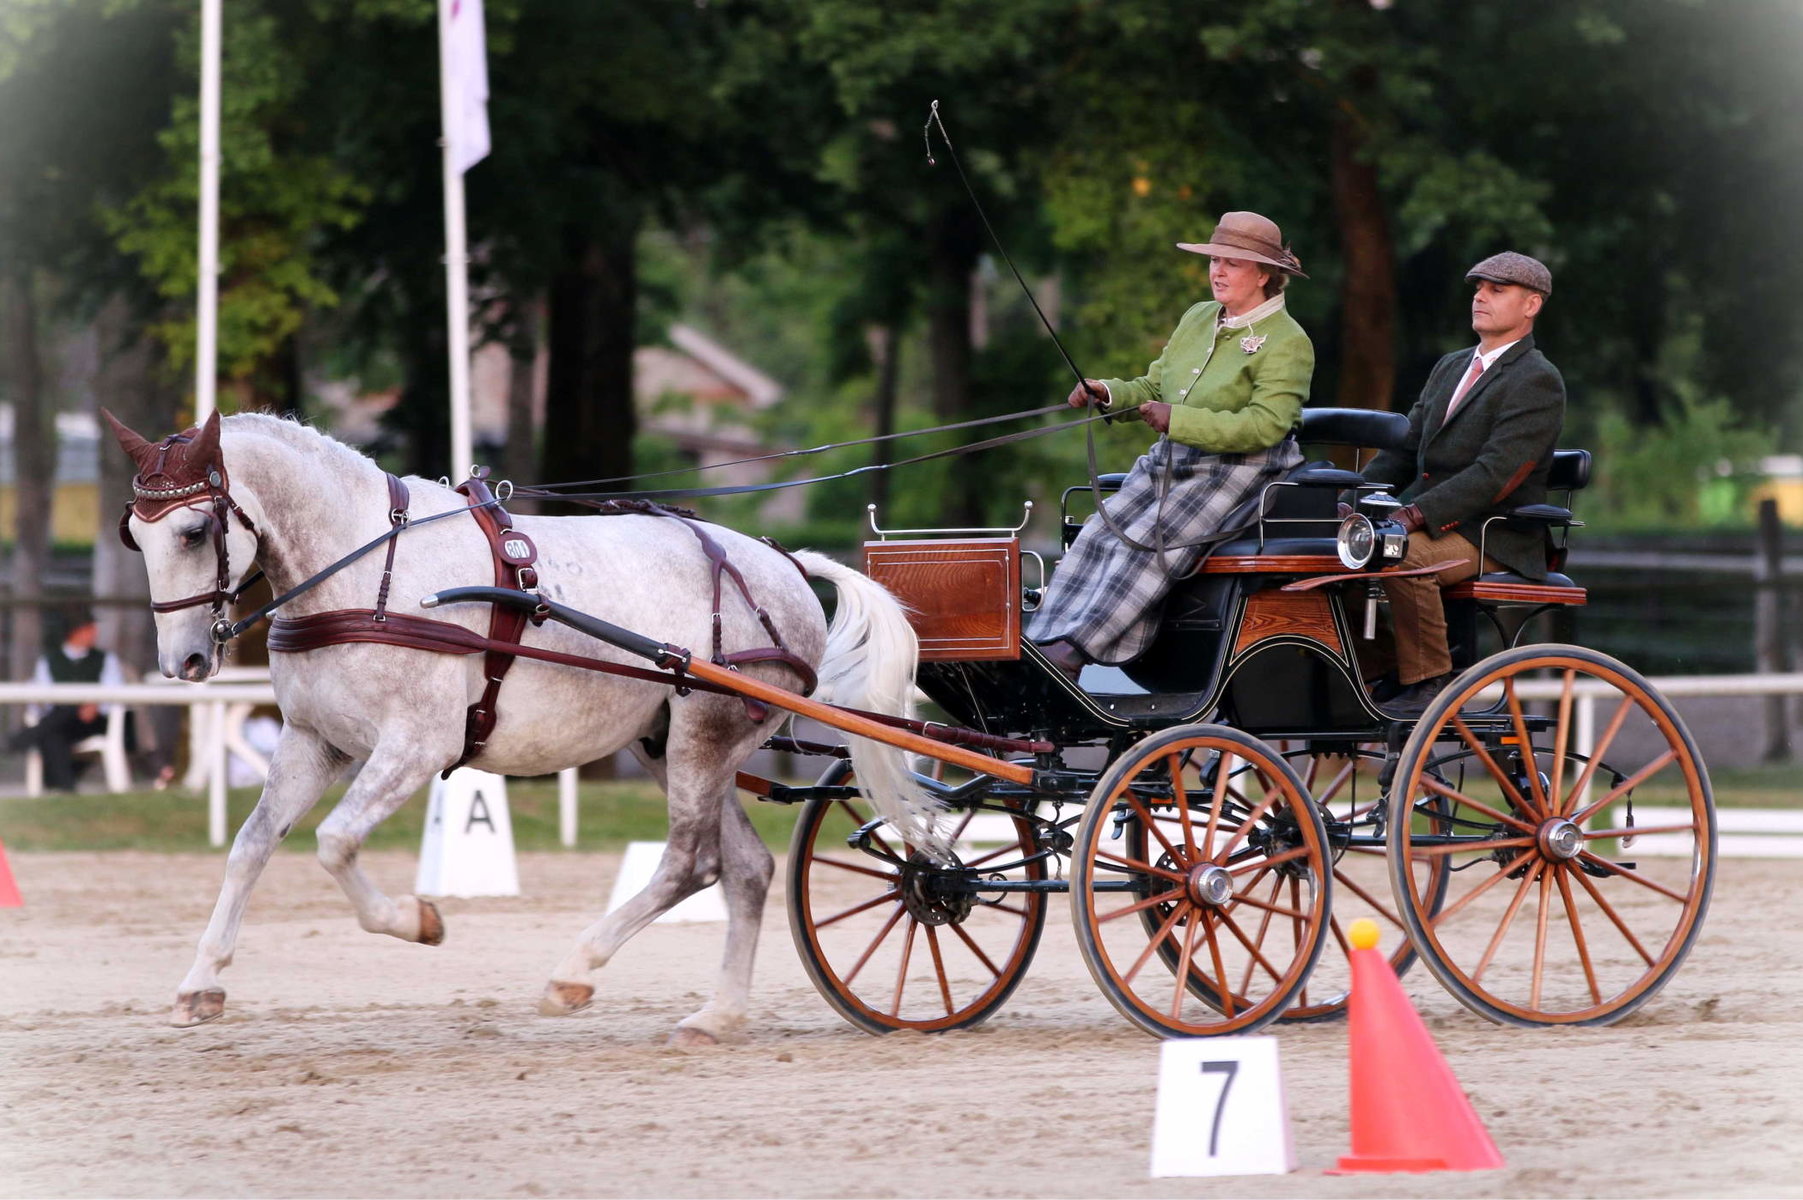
1298,406,1410,450
1548,448,1591,491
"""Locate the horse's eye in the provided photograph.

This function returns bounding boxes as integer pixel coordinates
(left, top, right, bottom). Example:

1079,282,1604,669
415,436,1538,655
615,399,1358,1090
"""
180,526,209,549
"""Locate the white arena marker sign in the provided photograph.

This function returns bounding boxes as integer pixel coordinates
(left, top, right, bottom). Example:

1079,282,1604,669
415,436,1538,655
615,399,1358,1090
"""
1150,1036,1295,1178
607,841,728,923
415,768,521,897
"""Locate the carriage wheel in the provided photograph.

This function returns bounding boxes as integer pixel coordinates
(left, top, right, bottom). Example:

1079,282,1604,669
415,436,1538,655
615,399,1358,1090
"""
1275,747,1450,1022
1386,645,1715,1026
787,760,1048,1035
1070,725,1332,1038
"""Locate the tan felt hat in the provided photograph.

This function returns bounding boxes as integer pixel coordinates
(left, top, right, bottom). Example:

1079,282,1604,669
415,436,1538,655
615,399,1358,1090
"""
1466,250,1552,296
1177,211,1307,277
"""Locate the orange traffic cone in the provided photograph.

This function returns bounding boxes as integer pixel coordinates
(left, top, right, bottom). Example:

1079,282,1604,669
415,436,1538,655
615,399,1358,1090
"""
0,838,21,908
1332,919,1503,1173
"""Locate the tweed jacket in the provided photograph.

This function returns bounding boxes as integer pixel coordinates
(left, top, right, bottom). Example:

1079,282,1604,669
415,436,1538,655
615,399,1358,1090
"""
1362,335,1566,580
1102,297,1314,454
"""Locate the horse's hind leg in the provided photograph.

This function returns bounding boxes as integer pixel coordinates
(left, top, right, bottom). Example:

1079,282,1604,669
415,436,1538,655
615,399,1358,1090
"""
173,726,346,1026
669,787,774,1047
314,742,452,945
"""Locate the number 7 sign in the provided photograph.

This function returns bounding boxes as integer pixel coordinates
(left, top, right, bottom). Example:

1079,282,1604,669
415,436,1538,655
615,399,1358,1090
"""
1150,1036,1296,1177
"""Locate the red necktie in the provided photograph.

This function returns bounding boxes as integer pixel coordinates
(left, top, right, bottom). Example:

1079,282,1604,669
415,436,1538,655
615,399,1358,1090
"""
1446,355,1485,418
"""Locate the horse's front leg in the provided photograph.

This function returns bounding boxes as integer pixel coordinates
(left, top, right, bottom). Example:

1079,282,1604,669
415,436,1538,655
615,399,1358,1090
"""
173,725,348,1027
313,739,450,944
669,783,775,1048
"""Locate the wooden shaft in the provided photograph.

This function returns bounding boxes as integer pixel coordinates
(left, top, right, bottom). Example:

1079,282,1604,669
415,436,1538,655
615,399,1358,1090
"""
680,658,1036,785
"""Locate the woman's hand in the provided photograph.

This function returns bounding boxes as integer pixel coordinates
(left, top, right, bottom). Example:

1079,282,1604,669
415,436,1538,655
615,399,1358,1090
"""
1141,401,1172,434
1067,379,1108,408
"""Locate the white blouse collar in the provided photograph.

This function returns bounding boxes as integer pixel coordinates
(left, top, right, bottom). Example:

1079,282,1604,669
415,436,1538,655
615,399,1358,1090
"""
1220,293,1287,330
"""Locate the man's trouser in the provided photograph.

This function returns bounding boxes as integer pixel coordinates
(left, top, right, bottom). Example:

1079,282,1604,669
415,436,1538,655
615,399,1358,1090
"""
1380,531,1499,685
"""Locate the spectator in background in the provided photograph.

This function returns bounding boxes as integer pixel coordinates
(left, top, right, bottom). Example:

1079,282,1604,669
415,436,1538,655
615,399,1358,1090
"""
10,611,125,792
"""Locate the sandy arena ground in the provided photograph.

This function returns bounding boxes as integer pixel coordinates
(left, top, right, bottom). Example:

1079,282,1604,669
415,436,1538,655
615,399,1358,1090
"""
2,848,1800,1199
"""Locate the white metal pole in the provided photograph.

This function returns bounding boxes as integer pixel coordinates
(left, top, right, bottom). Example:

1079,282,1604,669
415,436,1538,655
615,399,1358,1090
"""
195,0,222,422
208,700,228,848
438,0,475,479
558,767,578,848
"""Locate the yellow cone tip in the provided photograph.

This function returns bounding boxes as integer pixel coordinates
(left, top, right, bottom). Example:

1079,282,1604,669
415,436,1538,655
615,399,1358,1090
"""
1348,918,1382,951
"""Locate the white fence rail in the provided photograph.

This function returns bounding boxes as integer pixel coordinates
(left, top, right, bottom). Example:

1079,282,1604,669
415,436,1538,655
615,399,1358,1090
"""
3,672,1800,854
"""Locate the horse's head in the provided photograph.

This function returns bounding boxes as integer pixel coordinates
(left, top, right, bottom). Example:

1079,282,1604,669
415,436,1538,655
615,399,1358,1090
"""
105,410,262,681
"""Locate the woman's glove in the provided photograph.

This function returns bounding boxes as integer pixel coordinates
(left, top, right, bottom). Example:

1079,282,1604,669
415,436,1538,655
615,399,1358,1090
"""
1141,401,1172,434
1067,379,1109,409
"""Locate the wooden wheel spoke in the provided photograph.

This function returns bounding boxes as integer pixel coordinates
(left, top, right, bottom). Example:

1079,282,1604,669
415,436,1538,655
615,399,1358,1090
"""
1098,886,1187,924
1237,874,1284,997
836,801,902,860
960,842,1023,870
1121,793,1187,866
924,925,954,1017
816,889,899,928
1470,862,1542,987
1227,844,1311,876
986,901,1033,917
1570,750,1679,827
1312,759,1358,809
1567,862,1656,966
1531,865,1554,1009
1096,849,1189,884
844,903,907,985
1171,903,1202,1018
890,919,919,1016
1200,911,1236,1017
1561,699,1633,816
1450,715,1535,815
1432,846,1539,926
1574,850,1692,903
1419,775,1539,835
1331,868,1405,928
1215,778,1284,862
1123,900,1190,986
1504,677,1551,819
1222,889,1310,921
1216,906,1288,989
1554,867,1604,1006
947,918,1003,978
1548,669,1576,816
1201,750,1232,859
815,855,900,883
1167,754,1198,852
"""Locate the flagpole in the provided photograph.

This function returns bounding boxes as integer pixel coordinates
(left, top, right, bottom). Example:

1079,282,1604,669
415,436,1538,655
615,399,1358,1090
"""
195,0,221,423
438,0,474,479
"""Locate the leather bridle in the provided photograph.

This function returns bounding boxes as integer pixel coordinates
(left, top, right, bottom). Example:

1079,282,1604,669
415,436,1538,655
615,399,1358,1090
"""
120,462,266,644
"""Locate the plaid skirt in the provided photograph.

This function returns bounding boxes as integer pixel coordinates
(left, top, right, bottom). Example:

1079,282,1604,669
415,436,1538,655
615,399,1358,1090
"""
1027,437,1303,664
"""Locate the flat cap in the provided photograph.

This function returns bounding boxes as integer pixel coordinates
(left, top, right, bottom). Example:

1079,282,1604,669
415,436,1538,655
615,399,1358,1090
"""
1466,251,1551,296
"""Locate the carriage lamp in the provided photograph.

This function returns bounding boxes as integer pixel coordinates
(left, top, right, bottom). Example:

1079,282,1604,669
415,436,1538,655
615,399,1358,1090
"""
1335,494,1410,572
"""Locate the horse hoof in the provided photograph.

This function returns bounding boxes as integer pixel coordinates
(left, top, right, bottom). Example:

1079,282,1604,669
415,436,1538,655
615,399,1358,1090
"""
172,989,226,1027
667,1025,719,1050
538,981,595,1017
415,897,446,946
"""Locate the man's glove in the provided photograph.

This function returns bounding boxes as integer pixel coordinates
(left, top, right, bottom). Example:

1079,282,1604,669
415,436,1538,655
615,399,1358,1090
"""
1397,503,1426,534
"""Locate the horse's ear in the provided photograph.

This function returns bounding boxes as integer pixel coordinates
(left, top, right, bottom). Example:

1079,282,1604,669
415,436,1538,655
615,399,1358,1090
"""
189,409,223,467
101,408,156,469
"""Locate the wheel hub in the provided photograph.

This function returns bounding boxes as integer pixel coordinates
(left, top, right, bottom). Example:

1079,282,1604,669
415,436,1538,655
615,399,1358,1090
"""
900,851,974,926
1538,818,1584,860
1186,863,1236,907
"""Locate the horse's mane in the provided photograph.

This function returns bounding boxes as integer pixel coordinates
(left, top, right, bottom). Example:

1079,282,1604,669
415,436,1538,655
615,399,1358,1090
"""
222,411,384,481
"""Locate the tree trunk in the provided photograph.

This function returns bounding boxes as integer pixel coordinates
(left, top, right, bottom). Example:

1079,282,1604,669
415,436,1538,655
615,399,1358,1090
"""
866,323,899,516
3,270,53,697
1330,102,1397,411
924,210,982,525
501,295,542,504
92,299,176,682
542,222,638,506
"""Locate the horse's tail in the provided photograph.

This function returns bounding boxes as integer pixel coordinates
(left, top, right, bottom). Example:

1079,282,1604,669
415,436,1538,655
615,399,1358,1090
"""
789,549,945,855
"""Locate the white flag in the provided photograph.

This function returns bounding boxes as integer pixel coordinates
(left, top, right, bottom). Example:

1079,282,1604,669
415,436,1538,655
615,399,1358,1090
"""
446,0,490,173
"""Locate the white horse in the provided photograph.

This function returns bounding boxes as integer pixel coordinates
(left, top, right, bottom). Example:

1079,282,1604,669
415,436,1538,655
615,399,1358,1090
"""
109,411,929,1044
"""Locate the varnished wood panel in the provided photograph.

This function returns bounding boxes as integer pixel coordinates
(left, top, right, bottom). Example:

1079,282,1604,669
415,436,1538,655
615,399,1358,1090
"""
1445,581,1588,606
1201,554,1344,575
863,538,1020,661
1233,588,1343,656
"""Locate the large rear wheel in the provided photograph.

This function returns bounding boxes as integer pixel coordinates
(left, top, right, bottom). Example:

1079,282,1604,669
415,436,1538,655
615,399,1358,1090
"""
1070,725,1332,1038
1386,646,1715,1026
788,760,1049,1034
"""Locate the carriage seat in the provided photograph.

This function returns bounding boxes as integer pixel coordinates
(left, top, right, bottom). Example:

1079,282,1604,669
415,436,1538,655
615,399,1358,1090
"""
1442,449,1593,606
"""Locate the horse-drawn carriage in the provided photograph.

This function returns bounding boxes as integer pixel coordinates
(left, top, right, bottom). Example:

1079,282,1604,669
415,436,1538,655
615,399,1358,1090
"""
113,406,1713,1042
766,406,1714,1039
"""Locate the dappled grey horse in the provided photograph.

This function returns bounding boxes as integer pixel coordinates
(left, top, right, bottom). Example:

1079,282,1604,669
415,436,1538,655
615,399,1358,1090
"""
107,410,931,1044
